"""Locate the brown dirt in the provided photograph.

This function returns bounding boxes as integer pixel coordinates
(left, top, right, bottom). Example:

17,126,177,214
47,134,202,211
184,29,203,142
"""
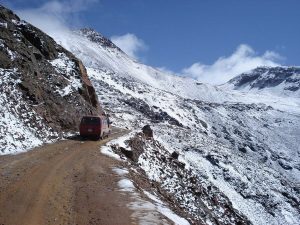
0,129,171,225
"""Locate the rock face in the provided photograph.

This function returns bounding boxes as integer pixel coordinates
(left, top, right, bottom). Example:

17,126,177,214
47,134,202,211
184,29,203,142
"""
0,5,102,132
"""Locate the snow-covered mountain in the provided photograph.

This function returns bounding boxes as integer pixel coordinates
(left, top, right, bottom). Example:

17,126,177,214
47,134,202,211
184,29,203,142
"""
49,28,300,224
53,28,236,103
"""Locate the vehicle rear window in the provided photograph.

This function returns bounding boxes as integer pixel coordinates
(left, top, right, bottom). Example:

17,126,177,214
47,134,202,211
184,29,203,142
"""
81,117,100,125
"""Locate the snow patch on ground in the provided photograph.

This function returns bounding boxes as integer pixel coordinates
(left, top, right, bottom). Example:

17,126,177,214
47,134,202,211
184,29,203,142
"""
143,191,190,225
113,167,190,225
100,146,122,161
118,179,135,192
100,132,135,160
112,167,129,176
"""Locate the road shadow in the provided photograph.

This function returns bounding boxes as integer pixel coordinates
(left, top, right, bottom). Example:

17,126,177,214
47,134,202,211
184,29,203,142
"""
65,135,101,142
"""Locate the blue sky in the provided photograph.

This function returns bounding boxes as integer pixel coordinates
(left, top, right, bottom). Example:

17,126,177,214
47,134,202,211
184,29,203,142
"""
2,0,300,83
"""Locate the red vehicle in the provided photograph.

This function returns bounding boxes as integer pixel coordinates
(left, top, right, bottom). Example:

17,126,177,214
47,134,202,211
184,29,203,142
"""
79,115,111,139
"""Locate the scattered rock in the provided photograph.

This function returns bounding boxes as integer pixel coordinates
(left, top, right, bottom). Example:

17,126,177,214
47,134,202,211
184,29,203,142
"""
238,146,247,153
206,154,219,166
278,160,293,170
171,151,179,160
120,147,133,159
173,159,185,169
142,125,153,138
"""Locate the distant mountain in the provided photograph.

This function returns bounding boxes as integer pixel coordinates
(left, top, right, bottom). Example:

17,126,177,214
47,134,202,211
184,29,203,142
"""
223,66,300,98
0,5,101,153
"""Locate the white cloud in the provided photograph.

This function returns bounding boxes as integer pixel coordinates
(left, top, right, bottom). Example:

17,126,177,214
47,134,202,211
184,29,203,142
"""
182,44,283,85
16,2,148,61
111,33,147,60
16,0,98,36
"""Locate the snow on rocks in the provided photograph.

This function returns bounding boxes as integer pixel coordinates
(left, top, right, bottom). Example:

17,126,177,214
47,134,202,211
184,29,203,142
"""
49,53,82,97
0,68,58,154
1,6,102,155
101,145,123,161
101,132,137,161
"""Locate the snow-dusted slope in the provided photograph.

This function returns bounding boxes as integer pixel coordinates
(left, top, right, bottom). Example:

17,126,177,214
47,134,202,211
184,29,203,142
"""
53,28,234,103
88,67,300,225
0,68,58,154
51,28,300,224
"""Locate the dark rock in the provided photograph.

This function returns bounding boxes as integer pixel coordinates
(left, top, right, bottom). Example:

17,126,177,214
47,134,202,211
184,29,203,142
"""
78,28,121,50
142,125,153,138
206,154,219,166
199,120,208,129
120,147,133,159
238,146,247,153
173,159,185,169
281,192,299,207
127,134,145,162
171,151,179,160
278,160,293,170
124,97,183,127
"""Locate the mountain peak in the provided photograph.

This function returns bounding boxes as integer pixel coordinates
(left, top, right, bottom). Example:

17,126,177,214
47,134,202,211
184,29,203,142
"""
77,28,120,50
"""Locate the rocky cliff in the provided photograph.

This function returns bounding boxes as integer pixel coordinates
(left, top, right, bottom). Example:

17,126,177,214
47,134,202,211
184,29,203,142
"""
0,5,102,153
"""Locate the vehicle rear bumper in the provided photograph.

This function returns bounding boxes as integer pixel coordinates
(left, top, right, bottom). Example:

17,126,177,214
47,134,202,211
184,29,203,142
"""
80,131,100,137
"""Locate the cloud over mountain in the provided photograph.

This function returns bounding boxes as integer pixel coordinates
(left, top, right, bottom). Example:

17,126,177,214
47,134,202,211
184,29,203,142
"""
182,44,283,85
111,33,147,60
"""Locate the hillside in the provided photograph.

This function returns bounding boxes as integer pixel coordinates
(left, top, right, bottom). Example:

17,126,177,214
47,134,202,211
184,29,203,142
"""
0,6,101,154
49,28,300,224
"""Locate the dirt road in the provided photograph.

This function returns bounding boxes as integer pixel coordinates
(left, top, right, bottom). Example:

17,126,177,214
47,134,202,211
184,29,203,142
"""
0,130,170,225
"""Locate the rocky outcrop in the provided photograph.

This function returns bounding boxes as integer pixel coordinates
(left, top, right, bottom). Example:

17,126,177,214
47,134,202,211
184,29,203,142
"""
77,28,121,50
0,5,102,132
